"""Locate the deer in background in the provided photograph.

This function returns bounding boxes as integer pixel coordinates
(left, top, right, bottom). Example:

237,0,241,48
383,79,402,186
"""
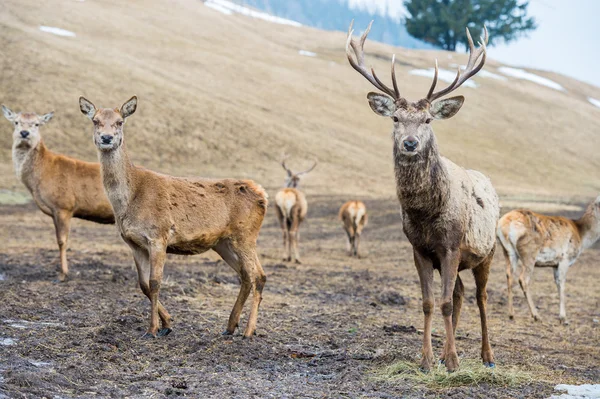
275,155,317,264
347,22,498,372
79,96,268,338
339,200,367,257
2,105,114,282
497,196,600,325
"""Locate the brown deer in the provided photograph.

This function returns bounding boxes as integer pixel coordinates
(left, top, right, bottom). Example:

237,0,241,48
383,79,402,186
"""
2,105,114,282
346,22,499,372
79,96,268,338
275,155,316,264
497,197,600,324
339,200,367,257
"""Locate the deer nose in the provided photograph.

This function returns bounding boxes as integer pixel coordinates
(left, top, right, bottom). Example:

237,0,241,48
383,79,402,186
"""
101,135,113,144
20,130,30,138
403,136,419,152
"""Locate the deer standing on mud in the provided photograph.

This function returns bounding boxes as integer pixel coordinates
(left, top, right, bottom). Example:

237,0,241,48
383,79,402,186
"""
346,22,499,372
497,197,600,324
275,155,316,264
339,200,367,257
79,96,268,338
2,105,114,282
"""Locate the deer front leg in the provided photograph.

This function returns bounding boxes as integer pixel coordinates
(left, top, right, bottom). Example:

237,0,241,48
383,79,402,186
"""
554,264,569,325
144,241,167,338
52,211,72,282
439,249,460,372
473,256,495,367
243,252,267,338
414,249,434,371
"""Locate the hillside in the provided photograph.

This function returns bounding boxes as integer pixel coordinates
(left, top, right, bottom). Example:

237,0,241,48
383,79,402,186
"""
1,0,599,203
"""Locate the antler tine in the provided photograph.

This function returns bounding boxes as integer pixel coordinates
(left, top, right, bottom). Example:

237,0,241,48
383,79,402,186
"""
346,20,401,99
426,59,440,100
426,26,489,102
297,160,318,176
281,153,292,175
391,54,400,99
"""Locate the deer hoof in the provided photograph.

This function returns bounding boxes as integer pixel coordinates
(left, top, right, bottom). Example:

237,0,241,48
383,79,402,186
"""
158,328,172,337
484,362,495,368
294,259,302,264
141,332,157,339
560,318,570,325
508,314,514,320
221,330,234,336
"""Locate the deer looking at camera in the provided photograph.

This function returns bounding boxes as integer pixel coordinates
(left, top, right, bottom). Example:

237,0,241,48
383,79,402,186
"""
275,155,317,264
339,201,367,257
79,96,268,338
346,22,499,372
497,196,600,324
2,106,114,282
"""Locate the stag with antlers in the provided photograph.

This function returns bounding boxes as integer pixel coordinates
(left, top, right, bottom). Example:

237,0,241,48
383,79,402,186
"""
346,21,499,372
275,155,317,263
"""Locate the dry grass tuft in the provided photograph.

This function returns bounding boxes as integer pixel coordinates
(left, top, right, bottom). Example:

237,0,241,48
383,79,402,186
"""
375,359,536,388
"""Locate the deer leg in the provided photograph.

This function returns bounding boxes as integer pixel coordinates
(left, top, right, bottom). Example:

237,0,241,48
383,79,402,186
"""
345,230,352,255
127,242,172,335
414,249,434,371
439,249,460,372
144,241,167,338
554,264,569,325
52,211,72,282
502,246,517,320
243,251,266,338
355,232,362,258
473,256,495,367
290,214,301,264
439,274,464,364
517,254,540,321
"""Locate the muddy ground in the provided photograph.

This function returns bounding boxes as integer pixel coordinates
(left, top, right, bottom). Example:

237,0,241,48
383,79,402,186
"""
0,197,598,398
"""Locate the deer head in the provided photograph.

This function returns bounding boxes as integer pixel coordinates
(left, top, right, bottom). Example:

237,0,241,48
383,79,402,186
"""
346,21,488,159
79,96,137,152
2,105,53,150
280,154,317,188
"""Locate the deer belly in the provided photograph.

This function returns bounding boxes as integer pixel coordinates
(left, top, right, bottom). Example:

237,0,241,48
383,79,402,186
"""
535,247,559,267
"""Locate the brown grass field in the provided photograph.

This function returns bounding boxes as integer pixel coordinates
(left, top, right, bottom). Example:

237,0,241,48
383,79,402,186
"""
0,0,599,397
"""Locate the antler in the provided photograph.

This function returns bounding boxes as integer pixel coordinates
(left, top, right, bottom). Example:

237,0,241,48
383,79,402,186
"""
426,26,489,102
296,160,318,176
346,20,401,100
281,153,292,176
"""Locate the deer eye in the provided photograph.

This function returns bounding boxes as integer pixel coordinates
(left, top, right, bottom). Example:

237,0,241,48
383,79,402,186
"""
425,118,432,124
14,121,18,126
93,120,99,126
392,116,399,123
35,123,39,127
116,121,123,127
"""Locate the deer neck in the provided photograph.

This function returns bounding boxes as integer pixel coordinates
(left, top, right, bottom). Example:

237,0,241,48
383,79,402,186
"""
98,142,134,217
576,204,600,251
12,139,46,190
393,137,450,217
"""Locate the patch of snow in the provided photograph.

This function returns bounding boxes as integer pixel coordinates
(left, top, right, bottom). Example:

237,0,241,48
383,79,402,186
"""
29,360,52,368
587,97,600,108
204,0,302,27
549,384,600,399
478,70,508,81
4,319,62,328
498,67,565,91
39,26,76,37
0,338,16,346
409,68,477,88
299,50,317,57
0,273,5,281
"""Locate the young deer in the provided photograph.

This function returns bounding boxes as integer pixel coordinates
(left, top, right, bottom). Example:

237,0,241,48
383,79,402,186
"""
346,22,499,372
275,155,316,264
339,200,367,257
79,96,268,338
497,197,600,324
2,105,114,282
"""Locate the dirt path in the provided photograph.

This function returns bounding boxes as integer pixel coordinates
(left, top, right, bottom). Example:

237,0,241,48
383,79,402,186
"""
0,199,598,398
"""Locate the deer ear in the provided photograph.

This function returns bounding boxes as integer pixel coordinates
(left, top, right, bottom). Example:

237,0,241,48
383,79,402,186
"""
79,97,97,119
2,105,16,122
367,92,396,117
430,96,464,120
120,96,137,119
40,112,54,124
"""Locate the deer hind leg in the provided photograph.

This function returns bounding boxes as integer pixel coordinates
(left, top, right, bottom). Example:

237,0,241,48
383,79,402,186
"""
52,210,72,282
354,231,361,258
243,251,266,338
473,255,495,367
414,249,435,371
345,229,353,255
128,243,172,336
501,246,518,320
554,263,569,325
517,252,540,321
290,210,302,264
276,207,290,262
439,249,461,372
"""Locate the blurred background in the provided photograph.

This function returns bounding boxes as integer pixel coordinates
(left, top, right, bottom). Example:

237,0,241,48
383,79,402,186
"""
1,0,599,206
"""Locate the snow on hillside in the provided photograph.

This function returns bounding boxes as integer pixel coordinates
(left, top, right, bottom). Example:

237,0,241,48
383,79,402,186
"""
409,68,477,88
204,0,302,26
498,67,565,91
39,26,76,37
588,97,600,108
549,384,600,399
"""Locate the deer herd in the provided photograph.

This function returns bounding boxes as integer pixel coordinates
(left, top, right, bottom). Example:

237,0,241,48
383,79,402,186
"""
3,21,599,372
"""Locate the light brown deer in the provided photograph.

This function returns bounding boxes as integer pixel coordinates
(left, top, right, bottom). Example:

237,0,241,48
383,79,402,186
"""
2,105,114,282
79,96,268,338
339,200,367,257
346,22,499,372
275,155,316,264
497,197,600,324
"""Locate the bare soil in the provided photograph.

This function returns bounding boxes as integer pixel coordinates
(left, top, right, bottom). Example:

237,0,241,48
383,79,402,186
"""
1,199,598,398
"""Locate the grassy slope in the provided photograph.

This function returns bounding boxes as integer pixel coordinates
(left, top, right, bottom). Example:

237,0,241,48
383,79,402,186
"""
1,0,599,202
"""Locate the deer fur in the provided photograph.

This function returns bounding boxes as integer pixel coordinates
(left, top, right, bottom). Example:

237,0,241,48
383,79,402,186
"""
339,200,367,257
2,105,114,281
79,96,268,338
275,156,315,264
346,22,498,372
497,196,600,324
